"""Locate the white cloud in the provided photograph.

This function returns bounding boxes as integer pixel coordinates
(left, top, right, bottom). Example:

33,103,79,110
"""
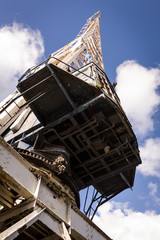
148,182,158,197
148,182,160,205
94,201,160,240
116,60,160,137
0,23,44,101
138,138,160,177
140,182,160,207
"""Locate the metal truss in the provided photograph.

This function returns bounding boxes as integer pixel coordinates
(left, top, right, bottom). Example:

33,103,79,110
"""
82,186,121,220
48,11,104,71
0,136,111,240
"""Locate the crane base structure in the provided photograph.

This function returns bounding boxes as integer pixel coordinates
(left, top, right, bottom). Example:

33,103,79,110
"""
0,136,111,240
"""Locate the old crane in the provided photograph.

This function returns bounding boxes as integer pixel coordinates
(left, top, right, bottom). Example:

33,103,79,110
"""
0,11,141,240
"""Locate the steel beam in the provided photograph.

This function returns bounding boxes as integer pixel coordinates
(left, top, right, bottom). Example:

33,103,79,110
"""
39,212,72,240
71,208,111,240
0,200,35,223
0,136,39,199
0,207,45,240
0,137,111,240
47,64,76,110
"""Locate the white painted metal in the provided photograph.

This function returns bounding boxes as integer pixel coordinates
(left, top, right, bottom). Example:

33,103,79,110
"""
0,200,35,222
4,111,40,143
48,11,104,72
0,92,25,126
10,107,31,133
71,208,110,240
60,222,72,240
0,207,45,240
0,136,112,240
38,211,66,239
0,136,40,198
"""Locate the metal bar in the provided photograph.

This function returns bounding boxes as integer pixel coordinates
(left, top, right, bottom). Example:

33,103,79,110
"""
62,118,97,139
51,128,95,181
12,94,105,145
0,195,13,208
102,118,138,167
83,187,89,213
23,231,37,240
0,136,40,198
128,141,141,163
1,106,12,117
0,200,35,222
0,73,51,115
18,61,46,82
0,186,14,205
71,207,112,240
77,152,135,181
48,55,97,81
35,221,50,235
0,91,46,136
90,191,122,220
85,190,98,216
87,161,139,186
47,64,76,110
61,222,72,240
0,108,23,135
30,224,47,237
41,233,60,240
38,212,71,240
0,206,45,240
73,142,129,170
90,196,103,220
17,73,51,98
120,172,132,190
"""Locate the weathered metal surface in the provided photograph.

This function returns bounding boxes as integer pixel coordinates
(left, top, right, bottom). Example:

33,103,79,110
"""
48,11,104,71
17,63,101,125
16,146,69,175
0,136,39,199
0,207,45,240
16,64,140,193
0,61,141,218
0,138,111,240
0,200,35,223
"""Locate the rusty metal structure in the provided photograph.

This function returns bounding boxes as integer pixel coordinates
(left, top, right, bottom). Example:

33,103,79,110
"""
0,11,141,239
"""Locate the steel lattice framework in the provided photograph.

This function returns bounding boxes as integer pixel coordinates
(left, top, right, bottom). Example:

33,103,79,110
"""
49,11,104,71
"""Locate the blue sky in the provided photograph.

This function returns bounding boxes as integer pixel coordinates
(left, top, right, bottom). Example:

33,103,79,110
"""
1,1,160,239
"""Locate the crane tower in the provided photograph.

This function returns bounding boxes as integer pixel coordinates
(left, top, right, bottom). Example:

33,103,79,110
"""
0,11,141,239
